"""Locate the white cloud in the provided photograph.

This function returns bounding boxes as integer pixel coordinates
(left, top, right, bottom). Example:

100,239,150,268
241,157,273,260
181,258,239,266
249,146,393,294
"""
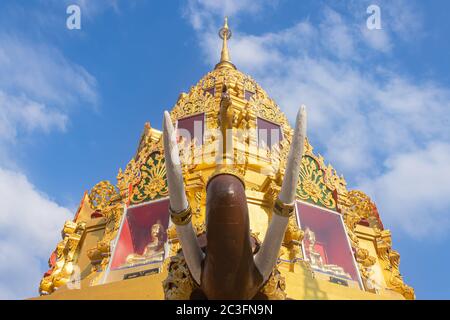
319,7,357,59
361,25,392,52
359,143,450,238
184,0,278,30
184,1,450,238
0,168,71,299
0,32,98,164
0,91,67,143
0,10,99,299
382,0,423,41
346,0,423,52
0,34,98,109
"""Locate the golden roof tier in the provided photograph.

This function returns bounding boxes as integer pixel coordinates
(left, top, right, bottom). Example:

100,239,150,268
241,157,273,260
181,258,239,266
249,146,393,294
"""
36,18,414,300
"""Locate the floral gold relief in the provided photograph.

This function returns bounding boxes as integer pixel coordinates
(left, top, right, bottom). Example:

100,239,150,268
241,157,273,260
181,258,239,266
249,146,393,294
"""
297,156,336,210
132,151,169,203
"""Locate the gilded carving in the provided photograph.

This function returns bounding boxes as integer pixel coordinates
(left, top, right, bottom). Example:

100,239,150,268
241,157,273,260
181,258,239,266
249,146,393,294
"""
336,190,382,289
163,251,288,300
39,221,86,295
117,158,141,197
202,75,215,90
163,252,196,300
282,215,304,270
89,181,119,212
355,248,377,289
297,156,336,209
131,151,169,204
244,79,257,93
83,180,126,281
259,267,287,300
171,86,216,120
87,203,124,284
374,230,415,299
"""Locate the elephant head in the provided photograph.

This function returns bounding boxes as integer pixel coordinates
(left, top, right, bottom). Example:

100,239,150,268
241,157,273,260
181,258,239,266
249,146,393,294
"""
163,106,307,300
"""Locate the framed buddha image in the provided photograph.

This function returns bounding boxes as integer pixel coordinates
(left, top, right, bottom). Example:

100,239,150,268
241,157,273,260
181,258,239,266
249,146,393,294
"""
103,198,170,284
295,201,364,289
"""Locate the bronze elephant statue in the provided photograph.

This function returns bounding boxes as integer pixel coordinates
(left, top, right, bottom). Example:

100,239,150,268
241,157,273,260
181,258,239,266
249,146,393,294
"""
163,106,307,300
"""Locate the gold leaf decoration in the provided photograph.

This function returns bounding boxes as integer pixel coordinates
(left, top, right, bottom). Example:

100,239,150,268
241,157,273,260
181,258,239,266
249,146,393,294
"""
117,159,141,197
171,86,216,120
259,267,287,300
163,252,196,300
89,181,119,212
374,230,415,299
39,221,86,295
202,75,215,90
131,151,169,204
297,156,336,210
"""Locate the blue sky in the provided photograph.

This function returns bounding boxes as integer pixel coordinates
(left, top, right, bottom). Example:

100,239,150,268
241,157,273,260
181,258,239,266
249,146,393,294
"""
0,0,449,299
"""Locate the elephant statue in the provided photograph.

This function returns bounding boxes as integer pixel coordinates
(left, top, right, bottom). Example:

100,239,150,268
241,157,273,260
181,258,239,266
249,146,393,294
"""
162,105,307,300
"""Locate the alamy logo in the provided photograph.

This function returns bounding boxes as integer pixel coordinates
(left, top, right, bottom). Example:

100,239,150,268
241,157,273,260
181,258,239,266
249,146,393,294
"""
367,4,382,30
66,5,81,30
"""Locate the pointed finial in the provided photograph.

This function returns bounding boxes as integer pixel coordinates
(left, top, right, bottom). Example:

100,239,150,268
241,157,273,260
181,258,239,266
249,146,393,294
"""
223,16,229,32
215,17,236,70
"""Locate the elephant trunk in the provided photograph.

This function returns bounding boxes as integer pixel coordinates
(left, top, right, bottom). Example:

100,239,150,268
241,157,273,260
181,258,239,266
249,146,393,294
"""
201,174,263,300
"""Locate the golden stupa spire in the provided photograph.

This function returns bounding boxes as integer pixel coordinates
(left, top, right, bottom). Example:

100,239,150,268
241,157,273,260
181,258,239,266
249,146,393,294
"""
215,17,236,70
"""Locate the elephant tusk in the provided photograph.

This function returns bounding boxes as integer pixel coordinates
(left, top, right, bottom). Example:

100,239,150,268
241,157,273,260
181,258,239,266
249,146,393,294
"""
254,105,307,283
163,111,204,285
278,105,307,205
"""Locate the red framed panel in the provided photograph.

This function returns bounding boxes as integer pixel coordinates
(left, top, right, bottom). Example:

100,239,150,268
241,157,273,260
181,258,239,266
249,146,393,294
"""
244,90,254,101
295,201,363,289
257,117,283,149
204,87,215,97
103,198,170,283
177,113,205,146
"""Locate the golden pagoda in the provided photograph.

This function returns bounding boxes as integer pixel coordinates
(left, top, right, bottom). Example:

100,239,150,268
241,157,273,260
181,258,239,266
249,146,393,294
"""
36,18,414,300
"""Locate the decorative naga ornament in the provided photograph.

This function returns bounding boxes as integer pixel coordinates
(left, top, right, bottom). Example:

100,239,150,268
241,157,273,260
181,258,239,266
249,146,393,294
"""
36,18,414,300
